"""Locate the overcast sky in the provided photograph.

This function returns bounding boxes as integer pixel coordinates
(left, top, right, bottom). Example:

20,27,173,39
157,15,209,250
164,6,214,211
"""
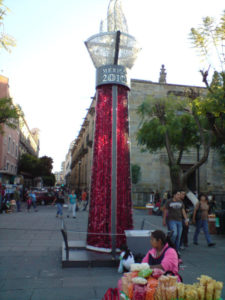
0,0,224,171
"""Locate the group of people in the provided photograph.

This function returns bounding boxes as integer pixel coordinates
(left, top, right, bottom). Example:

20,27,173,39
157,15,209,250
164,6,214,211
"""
15,188,38,212
52,189,88,219
0,184,39,213
118,190,217,281
162,190,215,253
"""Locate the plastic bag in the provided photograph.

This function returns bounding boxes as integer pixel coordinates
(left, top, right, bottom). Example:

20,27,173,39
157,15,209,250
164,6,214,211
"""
128,283,133,299
132,284,146,300
132,277,148,285
118,259,124,273
130,263,149,272
138,269,153,278
145,285,157,300
152,268,164,279
122,276,129,296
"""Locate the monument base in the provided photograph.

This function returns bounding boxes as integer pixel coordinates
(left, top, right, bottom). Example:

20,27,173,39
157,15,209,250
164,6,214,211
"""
61,241,119,268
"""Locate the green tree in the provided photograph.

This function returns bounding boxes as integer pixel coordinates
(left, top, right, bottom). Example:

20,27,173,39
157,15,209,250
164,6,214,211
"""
39,156,54,176
131,164,141,184
18,154,55,184
0,98,21,133
190,11,225,145
137,95,212,190
18,154,40,176
42,174,56,187
0,0,16,52
0,1,17,133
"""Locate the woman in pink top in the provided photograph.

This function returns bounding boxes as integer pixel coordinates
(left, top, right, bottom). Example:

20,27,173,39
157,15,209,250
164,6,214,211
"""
142,230,179,277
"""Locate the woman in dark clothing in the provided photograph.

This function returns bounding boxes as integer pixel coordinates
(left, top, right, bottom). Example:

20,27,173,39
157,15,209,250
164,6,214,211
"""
193,194,215,247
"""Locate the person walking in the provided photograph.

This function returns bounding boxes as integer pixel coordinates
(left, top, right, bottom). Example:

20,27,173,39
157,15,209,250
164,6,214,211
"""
14,187,21,212
0,186,7,213
180,190,193,249
52,190,64,218
163,190,188,252
67,190,77,218
193,194,215,247
81,190,87,211
28,190,38,212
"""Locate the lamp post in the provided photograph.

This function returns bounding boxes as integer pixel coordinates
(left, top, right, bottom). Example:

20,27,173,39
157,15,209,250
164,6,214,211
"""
196,143,200,195
78,160,81,196
85,0,140,255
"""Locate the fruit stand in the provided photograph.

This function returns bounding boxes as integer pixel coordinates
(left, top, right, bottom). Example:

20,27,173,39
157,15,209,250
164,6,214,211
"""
117,263,223,300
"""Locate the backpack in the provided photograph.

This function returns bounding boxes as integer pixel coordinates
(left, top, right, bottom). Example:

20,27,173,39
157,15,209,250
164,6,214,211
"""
102,288,120,300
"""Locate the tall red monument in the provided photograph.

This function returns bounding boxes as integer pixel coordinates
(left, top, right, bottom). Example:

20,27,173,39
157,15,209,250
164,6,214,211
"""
85,0,140,255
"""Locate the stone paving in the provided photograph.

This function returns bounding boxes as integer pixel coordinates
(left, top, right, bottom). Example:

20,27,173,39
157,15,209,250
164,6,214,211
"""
0,204,224,300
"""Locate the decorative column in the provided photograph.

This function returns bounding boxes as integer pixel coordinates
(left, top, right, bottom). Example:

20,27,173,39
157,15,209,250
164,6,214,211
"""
85,0,140,254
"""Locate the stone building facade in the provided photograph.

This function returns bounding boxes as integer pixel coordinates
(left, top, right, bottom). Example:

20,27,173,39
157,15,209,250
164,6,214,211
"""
129,78,225,205
0,75,40,185
70,98,95,195
69,69,225,204
19,118,39,158
0,75,20,184
63,140,75,187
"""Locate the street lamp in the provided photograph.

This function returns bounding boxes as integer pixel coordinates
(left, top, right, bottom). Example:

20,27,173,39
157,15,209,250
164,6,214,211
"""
85,0,140,255
78,160,81,196
196,142,200,195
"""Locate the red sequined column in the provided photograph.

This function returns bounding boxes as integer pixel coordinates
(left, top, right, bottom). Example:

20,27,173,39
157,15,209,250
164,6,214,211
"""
87,85,112,250
87,84,133,251
116,85,133,248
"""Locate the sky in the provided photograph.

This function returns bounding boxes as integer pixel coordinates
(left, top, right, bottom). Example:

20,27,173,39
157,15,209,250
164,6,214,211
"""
0,0,224,172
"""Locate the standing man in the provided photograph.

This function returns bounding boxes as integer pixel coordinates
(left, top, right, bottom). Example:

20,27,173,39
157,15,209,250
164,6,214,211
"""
180,190,193,249
163,190,188,251
14,186,21,212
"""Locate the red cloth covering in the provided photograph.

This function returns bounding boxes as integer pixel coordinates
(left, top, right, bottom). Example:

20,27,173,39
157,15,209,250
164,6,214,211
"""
87,84,133,250
116,85,133,247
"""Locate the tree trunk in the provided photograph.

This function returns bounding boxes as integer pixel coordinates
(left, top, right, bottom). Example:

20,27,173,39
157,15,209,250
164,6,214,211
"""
169,163,184,191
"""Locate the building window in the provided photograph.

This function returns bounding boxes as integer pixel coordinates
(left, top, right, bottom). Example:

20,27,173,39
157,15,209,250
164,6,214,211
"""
12,141,15,155
15,166,17,173
6,162,9,170
16,145,18,157
11,165,13,173
8,137,11,152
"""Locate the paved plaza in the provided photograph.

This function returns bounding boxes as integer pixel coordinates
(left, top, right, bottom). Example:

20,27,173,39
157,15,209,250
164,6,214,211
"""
0,204,224,300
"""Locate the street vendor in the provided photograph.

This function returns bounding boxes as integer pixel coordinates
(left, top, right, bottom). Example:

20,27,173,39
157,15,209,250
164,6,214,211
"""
142,230,180,278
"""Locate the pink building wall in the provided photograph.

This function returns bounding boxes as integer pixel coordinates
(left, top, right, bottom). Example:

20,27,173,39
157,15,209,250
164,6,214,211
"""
0,76,19,181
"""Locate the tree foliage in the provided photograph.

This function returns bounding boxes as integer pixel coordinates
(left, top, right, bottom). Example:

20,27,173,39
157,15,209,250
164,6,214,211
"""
0,0,16,52
190,12,225,71
137,95,212,190
42,175,56,187
190,11,225,148
0,97,21,133
18,154,55,184
131,164,141,184
18,154,40,177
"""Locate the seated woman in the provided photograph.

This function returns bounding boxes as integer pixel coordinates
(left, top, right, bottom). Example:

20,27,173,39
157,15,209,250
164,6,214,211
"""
142,230,180,279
